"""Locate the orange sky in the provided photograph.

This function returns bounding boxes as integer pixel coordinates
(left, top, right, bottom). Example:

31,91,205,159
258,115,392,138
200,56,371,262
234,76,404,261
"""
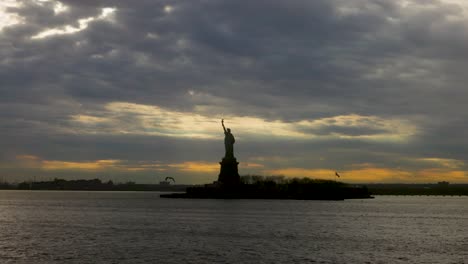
8,155,467,184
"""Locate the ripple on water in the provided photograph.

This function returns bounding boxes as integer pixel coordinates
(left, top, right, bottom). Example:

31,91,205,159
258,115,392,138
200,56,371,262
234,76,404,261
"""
0,192,467,263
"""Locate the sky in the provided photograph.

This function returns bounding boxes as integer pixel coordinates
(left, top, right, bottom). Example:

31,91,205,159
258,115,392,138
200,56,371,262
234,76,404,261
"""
1,0,468,184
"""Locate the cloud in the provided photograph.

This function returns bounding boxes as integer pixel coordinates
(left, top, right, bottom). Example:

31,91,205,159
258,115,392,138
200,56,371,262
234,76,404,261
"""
31,7,115,39
14,155,124,170
67,101,418,143
13,154,257,177
0,1,23,31
1,0,468,183
42,159,120,170
415,158,465,169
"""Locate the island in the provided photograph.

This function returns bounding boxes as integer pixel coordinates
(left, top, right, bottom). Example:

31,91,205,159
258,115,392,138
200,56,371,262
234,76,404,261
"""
161,119,373,200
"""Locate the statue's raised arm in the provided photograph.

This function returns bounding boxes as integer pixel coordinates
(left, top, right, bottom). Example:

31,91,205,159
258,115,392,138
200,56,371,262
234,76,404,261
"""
221,119,226,133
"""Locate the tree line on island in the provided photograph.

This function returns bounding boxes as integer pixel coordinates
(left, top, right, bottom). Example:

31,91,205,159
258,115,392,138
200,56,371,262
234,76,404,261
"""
0,176,467,196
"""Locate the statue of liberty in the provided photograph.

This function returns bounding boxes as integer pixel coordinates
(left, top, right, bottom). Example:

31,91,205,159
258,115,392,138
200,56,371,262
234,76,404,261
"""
218,119,240,185
221,119,235,159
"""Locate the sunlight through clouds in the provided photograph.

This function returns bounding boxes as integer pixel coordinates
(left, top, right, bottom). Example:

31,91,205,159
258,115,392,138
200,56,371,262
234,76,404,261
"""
14,155,122,170
416,158,465,169
163,5,174,14
4,0,468,184
31,0,68,14
68,101,419,142
31,7,116,39
0,0,22,31
13,155,225,174
52,1,67,14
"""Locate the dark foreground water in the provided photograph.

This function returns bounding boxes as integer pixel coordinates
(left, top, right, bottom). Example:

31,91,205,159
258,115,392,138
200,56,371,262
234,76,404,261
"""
0,191,467,264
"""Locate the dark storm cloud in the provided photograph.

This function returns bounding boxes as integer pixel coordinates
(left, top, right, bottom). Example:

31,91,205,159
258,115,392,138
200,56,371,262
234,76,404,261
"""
1,0,468,182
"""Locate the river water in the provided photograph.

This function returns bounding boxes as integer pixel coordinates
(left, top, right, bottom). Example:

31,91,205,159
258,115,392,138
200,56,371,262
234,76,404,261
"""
0,191,466,263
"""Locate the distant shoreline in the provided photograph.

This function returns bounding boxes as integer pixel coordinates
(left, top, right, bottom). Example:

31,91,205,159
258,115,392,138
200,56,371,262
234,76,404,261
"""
1,179,467,196
0,190,466,196
0,178,189,192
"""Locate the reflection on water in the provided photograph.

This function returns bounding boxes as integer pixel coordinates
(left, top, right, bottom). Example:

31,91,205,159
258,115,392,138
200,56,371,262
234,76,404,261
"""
0,191,467,263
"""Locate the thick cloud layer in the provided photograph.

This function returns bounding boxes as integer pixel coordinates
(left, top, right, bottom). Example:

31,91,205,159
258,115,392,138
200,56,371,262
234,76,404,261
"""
1,0,468,183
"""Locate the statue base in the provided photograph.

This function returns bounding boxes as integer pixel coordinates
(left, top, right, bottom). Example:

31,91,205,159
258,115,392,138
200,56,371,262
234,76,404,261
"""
218,157,240,186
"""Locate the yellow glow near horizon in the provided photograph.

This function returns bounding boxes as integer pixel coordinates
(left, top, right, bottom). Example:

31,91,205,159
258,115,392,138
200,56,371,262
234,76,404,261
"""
14,155,121,170
11,155,468,183
341,167,414,182
168,162,219,173
416,158,465,169
42,159,121,170
263,168,336,178
415,169,467,182
14,155,222,173
16,155,40,161
264,166,468,183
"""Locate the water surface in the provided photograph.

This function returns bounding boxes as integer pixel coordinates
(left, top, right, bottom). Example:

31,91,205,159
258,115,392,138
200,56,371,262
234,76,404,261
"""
0,191,466,263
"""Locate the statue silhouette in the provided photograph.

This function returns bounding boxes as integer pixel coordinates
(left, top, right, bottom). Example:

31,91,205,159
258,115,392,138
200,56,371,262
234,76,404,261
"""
222,119,235,159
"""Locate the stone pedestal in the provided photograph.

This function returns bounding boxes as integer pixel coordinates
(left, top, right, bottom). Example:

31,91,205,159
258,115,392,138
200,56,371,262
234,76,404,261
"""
218,157,240,186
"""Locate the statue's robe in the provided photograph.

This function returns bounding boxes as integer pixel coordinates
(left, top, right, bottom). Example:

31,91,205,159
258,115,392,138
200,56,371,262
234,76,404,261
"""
224,132,235,158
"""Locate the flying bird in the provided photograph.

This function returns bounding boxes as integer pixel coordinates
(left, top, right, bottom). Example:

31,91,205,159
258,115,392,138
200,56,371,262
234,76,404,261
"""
335,172,340,178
